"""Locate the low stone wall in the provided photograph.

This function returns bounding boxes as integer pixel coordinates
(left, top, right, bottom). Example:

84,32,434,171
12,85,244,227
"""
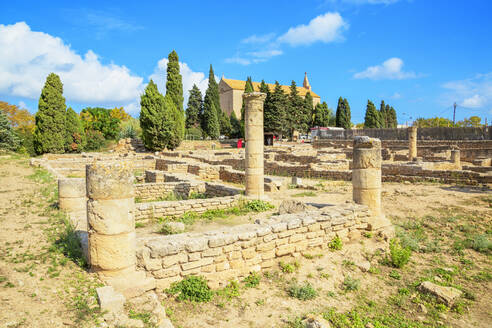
136,203,370,289
134,182,206,202
134,195,241,221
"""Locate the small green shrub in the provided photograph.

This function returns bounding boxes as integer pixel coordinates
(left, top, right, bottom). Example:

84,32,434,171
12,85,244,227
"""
288,282,318,300
167,275,213,302
388,238,412,268
467,234,491,253
328,236,343,251
245,200,274,212
158,223,179,235
216,280,240,299
389,270,401,280
84,130,106,151
243,271,261,288
280,261,300,273
342,276,360,291
189,192,207,199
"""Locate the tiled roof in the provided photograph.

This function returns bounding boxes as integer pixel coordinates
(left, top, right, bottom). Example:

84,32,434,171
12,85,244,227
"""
221,78,320,98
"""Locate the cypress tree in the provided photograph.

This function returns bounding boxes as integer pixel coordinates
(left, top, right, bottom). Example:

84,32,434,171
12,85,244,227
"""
379,100,387,128
389,106,397,128
229,111,241,138
207,65,222,131
265,81,286,136
303,92,313,132
167,94,184,150
202,93,220,139
0,109,19,151
166,50,184,112
185,84,202,128
139,80,173,150
364,100,379,128
219,111,232,137
342,98,352,129
65,107,85,152
34,73,67,154
287,81,304,136
335,97,344,128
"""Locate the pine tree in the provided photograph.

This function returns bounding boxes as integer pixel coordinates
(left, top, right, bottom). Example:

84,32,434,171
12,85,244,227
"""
287,81,304,136
185,84,202,128
65,107,85,152
335,97,344,128
0,109,19,151
364,100,380,128
202,93,220,139
265,81,286,136
303,92,313,132
166,50,184,112
139,80,173,150
219,111,232,137
34,73,67,154
389,106,397,128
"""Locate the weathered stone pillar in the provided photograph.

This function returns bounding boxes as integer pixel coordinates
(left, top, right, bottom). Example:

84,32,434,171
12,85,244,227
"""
353,136,391,231
59,178,86,213
408,126,417,161
451,149,461,167
86,161,154,298
243,92,267,199
86,162,136,277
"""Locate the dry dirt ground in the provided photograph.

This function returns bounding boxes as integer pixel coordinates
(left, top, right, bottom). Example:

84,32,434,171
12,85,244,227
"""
1,154,491,328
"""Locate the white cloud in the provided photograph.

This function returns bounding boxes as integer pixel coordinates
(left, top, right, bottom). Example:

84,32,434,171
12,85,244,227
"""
148,58,209,105
248,49,283,59
354,57,417,80
277,12,348,46
442,72,492,109
390,92,402,99
337,0,400,4
241,33,276,44
0,22,144,104
225,56,252,66
18,101,28,110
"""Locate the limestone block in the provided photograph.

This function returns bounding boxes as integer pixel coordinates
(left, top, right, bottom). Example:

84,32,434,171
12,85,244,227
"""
96,286,125,314
59,197,86,212
86,162,134,200
89,232,136,271
419,281,462,306
276,244,295,256
162,253,188,268
87,198,134,235
352,148,381,169
181,257,213,271
153,265,180,279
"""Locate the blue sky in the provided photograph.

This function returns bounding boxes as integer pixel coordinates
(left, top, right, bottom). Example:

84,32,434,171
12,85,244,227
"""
1,0,491,124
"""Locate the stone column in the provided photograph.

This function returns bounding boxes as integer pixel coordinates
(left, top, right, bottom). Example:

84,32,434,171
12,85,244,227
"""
352,136,391,231
86,162,136,277
451,149,461,167
59,178,86,214
408,126,417,161
243,92,267,199
86,162,154,298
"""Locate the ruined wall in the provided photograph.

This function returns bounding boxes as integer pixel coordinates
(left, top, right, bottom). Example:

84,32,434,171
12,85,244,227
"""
136,203,370,289
134,195,240,221
134,182,205,201
315,127,491,141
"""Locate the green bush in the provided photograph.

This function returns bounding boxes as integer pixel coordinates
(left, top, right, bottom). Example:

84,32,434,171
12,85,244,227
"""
0,109,20,151
158,223,180,235
280,261,300,273
185,127,203,140
80,107,120,139
328,236,343,251
342,276,360,291
466,234,491,253
388,238,412,268
84,130,106,151
243,271,261,288
167,275,213,302
288,281,318,300
216,280,240,299
245,200,275,212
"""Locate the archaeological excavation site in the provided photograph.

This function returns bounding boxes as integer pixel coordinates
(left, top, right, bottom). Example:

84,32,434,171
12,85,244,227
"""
1,91,490,328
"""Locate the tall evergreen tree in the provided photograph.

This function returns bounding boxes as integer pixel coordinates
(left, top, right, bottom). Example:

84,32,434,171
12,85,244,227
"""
166,50,184,112
265,81,286,136
202,93,220,139
167,94,184,150
229,111,241,138
207,65,223,131
0,109,19,151
313,102,334,127
342,98,352,129
303,92,313,132
287,81,304,136
335,97,344,128
185,84,202,128
379,100,387,128
65,107,85,152
389,106,398,128
364,100,380,128
139,80,173,150
34,73,67,154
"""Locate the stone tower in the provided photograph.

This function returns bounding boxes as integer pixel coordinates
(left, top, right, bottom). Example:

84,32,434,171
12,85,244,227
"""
303,72,311,91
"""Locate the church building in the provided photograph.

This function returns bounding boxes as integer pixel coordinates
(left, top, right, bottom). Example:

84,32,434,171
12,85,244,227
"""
219,73,320,119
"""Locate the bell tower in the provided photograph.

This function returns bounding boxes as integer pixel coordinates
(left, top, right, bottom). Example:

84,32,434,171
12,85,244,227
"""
303,72,311,91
